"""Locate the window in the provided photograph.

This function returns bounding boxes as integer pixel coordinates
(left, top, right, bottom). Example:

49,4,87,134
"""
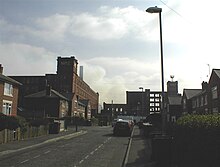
212,86,218,99
204,95,208,105
192,99,196,109
155,103,160,106
183,98,186,109
212,107,218,113
197,98,200,107
2,101,12,115
201,96,204,106
4,83,13,96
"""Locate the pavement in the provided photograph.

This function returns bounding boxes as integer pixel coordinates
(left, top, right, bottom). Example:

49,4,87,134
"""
125,126,156,167
0,126,87,156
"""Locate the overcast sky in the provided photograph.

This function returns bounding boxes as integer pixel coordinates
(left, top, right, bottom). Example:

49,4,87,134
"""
1,0,220,104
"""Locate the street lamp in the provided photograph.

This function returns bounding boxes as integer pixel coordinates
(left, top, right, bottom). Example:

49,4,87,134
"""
139,87,144,118
146,6,165,135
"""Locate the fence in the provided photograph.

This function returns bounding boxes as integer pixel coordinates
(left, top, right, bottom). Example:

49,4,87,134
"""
0,125,49,144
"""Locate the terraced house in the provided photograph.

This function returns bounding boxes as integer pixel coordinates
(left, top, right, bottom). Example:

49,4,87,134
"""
184,69,220,114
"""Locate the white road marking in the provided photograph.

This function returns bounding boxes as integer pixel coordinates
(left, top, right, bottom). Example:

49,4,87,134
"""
85,155,89,159
77,136,113,166
79,160,84,164
44,150,51,154
33,155,40,159
20,159,29,164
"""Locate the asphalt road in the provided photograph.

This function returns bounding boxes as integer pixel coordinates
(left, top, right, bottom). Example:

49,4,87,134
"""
0,126,130,167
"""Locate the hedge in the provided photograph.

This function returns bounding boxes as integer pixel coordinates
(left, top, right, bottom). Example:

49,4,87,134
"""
0,113,20,130
173,114,220,167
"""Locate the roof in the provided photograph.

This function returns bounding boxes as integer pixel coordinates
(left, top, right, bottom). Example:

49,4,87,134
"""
213,69,220,78
0,74,22,86
25,89,69,101
168,96,182,105
183,89,202,99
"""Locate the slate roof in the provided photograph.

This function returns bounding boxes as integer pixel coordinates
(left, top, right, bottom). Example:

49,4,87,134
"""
213,69,220,78
168,96,182,105
25,89,69,101
183,89,202,99
0,74,22,86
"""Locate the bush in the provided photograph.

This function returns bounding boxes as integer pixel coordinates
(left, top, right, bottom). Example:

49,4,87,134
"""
173,114,220,166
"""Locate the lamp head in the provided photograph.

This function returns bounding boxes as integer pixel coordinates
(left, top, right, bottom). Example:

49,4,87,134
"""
146,6,162,13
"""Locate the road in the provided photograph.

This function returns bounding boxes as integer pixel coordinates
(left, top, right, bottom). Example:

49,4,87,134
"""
0,126,130,167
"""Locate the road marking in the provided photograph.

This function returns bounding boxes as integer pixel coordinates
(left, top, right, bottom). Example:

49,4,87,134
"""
79,160,84,164
20,159,29,164
85,155,89,159
33,155,40,159
76,136,112,166
98,144,103,149
44,150,51,154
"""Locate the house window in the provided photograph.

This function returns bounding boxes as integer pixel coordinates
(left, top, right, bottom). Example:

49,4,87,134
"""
2,101,12,115
201,96,204,106
192,99,196,109
171,116,176,122
4,83,13,96
183,98,186,109
197,98,200,107
204,95,208,105
212,86,218,99
212,107,218,113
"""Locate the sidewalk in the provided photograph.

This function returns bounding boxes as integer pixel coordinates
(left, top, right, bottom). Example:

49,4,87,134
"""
0,126,86,156
126,126,156,167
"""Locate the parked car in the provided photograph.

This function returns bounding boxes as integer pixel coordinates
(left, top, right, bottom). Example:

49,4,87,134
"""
113,120,133,136
112,118,118,127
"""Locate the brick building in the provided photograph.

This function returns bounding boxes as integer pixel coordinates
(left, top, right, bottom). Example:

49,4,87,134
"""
189,69,220,114
24,85,69,119
0,64,21,116
10,56,99,119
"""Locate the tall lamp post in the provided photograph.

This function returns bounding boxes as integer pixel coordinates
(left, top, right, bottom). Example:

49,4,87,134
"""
146,6,165,135
139,87,144,118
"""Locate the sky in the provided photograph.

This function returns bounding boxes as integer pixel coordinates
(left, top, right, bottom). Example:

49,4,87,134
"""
1,0,220,105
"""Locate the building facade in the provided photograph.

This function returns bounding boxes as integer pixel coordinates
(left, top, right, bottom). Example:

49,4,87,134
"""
126,89,150,116
0,65,21,116
189,69,220,114
10,57,99,119
24,86,69,119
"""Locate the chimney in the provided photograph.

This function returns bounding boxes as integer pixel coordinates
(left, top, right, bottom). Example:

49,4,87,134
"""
79,66,83,80
0,64,3,74
202,81,208,90
46,85,51,96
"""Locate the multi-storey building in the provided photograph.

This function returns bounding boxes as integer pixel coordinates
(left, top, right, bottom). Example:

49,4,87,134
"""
103,89,166,118
10,56,99,119
0,64,21,116
126,89,150,116
149,91,162,113
103,102,127,118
